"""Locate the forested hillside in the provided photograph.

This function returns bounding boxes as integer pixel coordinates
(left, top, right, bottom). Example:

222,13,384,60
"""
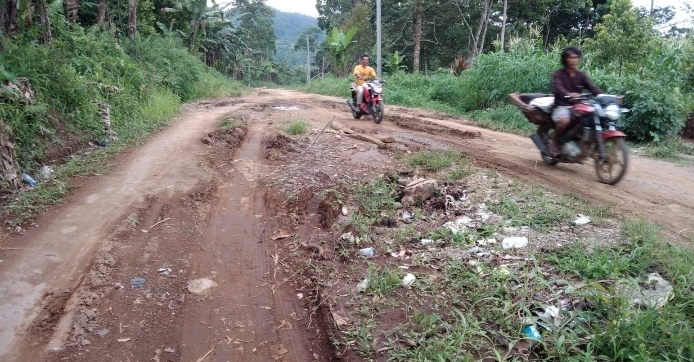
274,10,320,67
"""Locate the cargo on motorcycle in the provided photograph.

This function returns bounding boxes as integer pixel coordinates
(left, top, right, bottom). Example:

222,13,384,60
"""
508,46,629,185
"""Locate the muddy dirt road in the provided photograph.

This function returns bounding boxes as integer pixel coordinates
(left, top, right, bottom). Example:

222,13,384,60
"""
0,88,692,362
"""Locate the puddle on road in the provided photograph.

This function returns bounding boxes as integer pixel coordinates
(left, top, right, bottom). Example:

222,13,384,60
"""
271,105,301,111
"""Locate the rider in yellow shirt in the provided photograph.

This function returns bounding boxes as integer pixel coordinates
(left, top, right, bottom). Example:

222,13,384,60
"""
353,54,379,110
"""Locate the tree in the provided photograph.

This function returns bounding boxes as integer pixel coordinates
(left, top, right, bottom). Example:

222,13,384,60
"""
316,0,359,31
339,2,374,65
128,0,140,39
326,26,357,76
500,0,508,52
412,0,422,72
588,0,657,75
233,0,276,62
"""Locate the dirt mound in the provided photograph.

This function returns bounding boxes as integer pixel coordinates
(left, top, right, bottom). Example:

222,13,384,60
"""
318,190,340,229
392,115,482,139
263,132,299,160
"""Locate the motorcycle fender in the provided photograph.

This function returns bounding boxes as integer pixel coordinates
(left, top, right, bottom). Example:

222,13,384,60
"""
601,130,626,140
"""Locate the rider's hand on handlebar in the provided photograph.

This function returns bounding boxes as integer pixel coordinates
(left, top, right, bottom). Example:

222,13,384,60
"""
568,92,581,98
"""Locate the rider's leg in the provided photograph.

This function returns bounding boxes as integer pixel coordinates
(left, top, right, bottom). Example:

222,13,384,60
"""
356,86,364,106
550,106,571,155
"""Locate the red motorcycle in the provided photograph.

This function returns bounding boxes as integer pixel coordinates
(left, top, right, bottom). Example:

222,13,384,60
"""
509,92,629,185
347,80,385,124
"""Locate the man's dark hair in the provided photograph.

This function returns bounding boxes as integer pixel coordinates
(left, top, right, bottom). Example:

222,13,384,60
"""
561,46,582,67
361,54,370,60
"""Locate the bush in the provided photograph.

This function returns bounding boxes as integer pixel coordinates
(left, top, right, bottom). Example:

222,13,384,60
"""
0,26,242,176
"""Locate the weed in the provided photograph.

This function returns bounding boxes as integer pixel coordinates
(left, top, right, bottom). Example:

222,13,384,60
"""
407,150,466,172
282,120,310,135
365,264,402,297
351,177,396,216
219,119,238,131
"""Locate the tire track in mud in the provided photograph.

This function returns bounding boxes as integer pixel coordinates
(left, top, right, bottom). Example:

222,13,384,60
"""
179,121,332,362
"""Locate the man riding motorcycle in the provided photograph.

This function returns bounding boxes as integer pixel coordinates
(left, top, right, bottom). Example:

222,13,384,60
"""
353,54,379,112
550,46,602,156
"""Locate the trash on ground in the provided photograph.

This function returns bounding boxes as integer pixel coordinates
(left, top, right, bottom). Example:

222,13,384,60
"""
21,173,37,187
420,239,435,246
340,232,355,244
523,325,541,339
357,278,369,292
130,277,146,289
359,247,375,258
187,278,218,295
40,165,54,179
164,348,175,353
271,230,292,240
341,206,348,216
271,105,301,111
402,210,413,223
478,238,497,246
571,215,591,226
117,338,131,342
96,328,109,337
402,273,416,288
158,268,172,276
444,216,475,234
616,272,673,309
502,237,528,249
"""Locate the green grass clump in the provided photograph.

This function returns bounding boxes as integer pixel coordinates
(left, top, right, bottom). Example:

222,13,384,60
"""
407,150,466,172
282,120,310,135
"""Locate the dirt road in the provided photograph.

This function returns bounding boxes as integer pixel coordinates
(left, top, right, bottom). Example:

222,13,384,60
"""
0,88,691,362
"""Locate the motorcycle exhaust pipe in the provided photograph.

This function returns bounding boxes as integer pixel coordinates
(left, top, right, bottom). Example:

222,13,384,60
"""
530,133,548,153
347,100,358,113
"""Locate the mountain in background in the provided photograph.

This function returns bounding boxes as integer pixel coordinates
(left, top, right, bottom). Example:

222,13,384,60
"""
273,10,320,68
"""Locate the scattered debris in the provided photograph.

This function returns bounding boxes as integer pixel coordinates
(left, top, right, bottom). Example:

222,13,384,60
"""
187,278,218,295
571,215,591,226
21,173,37,187
164,348,175,353
271,230,292,240
357,278,369,292
502,237,528,249
340,232,355,244
359,247,375,258
341,206,348,216
130,277,146,289
40,165,54,179
616,272,673,309
444,216,475,234
117,338,131,342
96,328,109,338
420,239,435,246
523,325,541,339
402,273,416,288
158,268,172,276
194,348,214,362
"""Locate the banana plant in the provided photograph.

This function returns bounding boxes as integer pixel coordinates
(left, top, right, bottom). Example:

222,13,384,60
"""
385,51,407,74
326,26,358,76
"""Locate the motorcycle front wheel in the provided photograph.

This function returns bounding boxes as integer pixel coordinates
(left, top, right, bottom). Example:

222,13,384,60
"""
594,137,628,185
372,100,384,124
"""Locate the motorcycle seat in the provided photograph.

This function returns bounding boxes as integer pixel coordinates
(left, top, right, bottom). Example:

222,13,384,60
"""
528,96,555,113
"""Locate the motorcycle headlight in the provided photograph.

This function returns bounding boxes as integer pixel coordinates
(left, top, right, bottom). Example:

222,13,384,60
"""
373,87,383,93
605,104,621,120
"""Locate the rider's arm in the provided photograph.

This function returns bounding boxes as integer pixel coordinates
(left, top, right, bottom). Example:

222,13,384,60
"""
582,73,603,96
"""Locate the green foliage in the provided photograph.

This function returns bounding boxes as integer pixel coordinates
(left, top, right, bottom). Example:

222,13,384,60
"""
327,26,358,76
385,51,407,74
281,120,310,135
0,21,241,196
407,150,466,172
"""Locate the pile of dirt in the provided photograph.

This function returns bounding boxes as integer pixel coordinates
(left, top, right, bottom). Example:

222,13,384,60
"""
263,132,299,160
392,115,482,139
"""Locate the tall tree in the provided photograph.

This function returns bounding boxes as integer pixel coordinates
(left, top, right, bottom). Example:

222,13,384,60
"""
316,0,359,31
340,2,374,64
128,0,140,39
500,0,508,52
412,0,422,72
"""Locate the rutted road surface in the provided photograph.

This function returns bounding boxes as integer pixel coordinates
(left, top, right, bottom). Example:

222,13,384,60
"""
0,88,692,361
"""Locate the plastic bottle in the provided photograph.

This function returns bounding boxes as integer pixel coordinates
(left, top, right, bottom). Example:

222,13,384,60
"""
21,173,37,187
571,216,591,226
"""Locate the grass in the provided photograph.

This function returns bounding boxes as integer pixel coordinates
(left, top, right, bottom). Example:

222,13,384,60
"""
324,158,694,361
282,120,310,135
407,150,468,172
640,138,694,161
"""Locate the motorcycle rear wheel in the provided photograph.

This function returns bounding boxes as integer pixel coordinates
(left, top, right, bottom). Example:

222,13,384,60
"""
352,110,362,119
594,137,628,185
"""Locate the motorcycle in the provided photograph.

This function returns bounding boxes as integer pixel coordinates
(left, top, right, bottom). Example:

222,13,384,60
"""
508,92,630,185
347,80,385,124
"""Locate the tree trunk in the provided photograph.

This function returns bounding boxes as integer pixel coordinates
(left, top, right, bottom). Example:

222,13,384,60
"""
500,0,508,52
39,0,52,43
189,21,198,53
65,0,79,23
473,0,490,56
98,0,107,25
128,0,139,40
478,0,492,55
2,0,18,36
24,0,33,29
650,0,654,17
413,0,423,73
